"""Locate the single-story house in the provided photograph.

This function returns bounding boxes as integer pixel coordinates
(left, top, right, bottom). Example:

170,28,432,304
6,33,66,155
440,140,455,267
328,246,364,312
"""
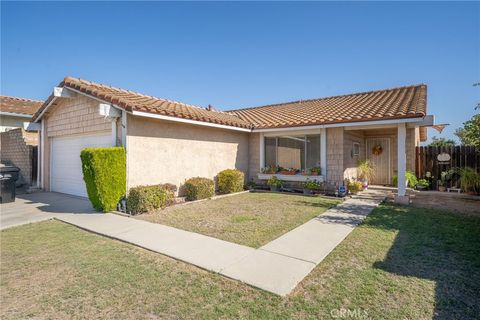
0,95,43,132
32,77,435,203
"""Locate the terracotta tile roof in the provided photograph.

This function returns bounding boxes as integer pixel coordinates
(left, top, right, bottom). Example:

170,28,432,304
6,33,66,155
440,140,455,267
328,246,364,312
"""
32,77,252,129
0,95,43,117
33,77,427,131
228,84,427,129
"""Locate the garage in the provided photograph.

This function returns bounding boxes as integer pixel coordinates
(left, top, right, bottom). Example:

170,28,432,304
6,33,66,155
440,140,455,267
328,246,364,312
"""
50,132,112,197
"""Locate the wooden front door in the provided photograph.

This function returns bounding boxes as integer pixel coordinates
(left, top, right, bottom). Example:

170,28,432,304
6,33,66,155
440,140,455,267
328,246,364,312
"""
366,138,391,185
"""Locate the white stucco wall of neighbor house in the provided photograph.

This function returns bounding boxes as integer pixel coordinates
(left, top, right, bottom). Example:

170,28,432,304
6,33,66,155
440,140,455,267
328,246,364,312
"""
126,115,250,194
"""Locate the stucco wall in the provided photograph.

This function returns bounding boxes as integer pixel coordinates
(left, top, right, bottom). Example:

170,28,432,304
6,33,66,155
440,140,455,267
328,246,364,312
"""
126,115,250,194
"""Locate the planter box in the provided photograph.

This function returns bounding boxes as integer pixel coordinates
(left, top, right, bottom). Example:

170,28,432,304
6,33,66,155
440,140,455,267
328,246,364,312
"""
279,171,297,175
258,173,324,183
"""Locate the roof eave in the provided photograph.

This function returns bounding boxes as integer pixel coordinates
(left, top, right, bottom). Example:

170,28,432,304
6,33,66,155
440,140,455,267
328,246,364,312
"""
0,111,33,119
251,115,429,132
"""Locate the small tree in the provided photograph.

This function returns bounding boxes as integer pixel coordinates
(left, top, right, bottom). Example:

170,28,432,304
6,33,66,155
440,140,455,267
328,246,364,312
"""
455,114,480,147
428,136,456,147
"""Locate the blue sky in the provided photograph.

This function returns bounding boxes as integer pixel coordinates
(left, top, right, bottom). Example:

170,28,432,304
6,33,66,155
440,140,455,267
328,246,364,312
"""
1,1,479,142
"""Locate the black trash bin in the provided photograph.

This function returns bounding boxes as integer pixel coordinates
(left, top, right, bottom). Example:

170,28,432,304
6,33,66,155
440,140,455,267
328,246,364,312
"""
0,164,20,203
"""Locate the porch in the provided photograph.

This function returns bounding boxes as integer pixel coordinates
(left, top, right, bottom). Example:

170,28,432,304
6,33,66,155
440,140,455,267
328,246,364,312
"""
252,121,428,203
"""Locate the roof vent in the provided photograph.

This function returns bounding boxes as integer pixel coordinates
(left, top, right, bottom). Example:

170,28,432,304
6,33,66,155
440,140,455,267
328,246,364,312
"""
207,104,215,111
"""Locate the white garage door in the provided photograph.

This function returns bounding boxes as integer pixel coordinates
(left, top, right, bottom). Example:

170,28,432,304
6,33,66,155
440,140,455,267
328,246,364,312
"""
50,132,112,197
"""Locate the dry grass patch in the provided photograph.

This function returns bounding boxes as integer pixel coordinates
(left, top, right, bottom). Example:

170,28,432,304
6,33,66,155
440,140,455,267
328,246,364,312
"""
136,192,340,247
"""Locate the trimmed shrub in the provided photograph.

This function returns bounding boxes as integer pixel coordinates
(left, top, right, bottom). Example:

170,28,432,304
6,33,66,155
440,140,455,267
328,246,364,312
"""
160,183,177,193
126,185,175,215
184,177,215,201
347,180,363,194
80,147,126,212
217,169,245,194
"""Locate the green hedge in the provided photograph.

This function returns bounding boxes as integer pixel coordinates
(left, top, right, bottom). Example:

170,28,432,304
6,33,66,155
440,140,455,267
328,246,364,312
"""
80,147,126,212
126,185,175,215
184,177,215,201
217,169,244,194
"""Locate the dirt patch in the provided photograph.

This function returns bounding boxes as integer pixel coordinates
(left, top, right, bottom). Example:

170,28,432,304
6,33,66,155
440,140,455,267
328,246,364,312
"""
387,191,480,216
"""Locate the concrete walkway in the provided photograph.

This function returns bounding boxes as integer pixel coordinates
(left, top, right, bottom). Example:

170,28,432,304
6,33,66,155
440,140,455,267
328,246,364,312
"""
1,190,386,296
0,192,96,230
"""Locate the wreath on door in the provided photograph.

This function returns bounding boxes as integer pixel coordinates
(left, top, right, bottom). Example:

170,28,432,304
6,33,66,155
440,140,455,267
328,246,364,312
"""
372,144,383,156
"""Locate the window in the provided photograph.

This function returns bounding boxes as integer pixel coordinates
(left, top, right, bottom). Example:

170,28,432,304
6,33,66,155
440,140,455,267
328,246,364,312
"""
264,134,321,170
306,135,321,168
278,136,305,169
264,137,277,167
352,142,360,156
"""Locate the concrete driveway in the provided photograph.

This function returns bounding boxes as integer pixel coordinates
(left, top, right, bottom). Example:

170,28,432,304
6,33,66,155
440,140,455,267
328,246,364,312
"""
0,192,96,230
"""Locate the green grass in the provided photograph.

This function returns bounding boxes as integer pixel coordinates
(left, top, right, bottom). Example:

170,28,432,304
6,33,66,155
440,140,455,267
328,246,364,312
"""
136,192,340,248
2,204,479,319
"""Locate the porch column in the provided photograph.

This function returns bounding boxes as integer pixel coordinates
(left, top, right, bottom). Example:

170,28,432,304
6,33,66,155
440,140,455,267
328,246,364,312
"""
320,128,327,179
259,133,265,170
395,123,409,204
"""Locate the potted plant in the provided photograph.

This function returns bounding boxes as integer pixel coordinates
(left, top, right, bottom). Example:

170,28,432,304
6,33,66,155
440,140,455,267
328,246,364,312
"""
392,171,418,188
302,179,322,195
459,167,480,195
438,179,446,192
309,167,321,176
347,180,363,194
301,169,312,176
416,178,429,191
357,160,375,190
261,166,279,174
266,176,283,192
279,168,298,175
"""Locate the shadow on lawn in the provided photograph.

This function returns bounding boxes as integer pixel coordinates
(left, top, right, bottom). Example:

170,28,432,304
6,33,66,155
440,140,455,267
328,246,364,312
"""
370,205,480,320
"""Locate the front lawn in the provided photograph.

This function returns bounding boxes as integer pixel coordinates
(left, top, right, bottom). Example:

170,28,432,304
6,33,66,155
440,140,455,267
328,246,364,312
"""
2,204,479,319
136,192,340,247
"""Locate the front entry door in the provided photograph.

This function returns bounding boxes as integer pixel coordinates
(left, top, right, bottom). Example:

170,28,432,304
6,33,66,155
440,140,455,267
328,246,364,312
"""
366,138,390,185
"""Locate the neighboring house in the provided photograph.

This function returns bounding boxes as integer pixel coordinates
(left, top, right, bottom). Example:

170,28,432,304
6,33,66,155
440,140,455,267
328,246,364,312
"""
32,77,435,203
0,96,43,132
0,96,43,186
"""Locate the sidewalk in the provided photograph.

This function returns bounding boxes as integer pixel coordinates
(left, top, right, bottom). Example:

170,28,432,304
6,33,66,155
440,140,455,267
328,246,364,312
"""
56,189,386,296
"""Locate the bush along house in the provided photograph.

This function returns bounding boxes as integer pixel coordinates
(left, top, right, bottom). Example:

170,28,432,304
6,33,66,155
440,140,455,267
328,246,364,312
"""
31,77,437,204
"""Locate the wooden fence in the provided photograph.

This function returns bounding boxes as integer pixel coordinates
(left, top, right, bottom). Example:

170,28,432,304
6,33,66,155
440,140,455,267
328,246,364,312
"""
415,146,480,188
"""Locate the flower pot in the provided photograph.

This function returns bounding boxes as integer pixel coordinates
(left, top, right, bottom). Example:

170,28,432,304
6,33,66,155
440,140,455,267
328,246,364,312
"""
438,186,446,192
303,189,311,195
362,179,368,190
279,171,296,175
270,186,279,192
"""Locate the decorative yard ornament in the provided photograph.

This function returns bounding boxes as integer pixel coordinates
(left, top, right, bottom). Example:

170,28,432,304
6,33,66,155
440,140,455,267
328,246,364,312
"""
437,152,451,163
432,124,448,133
372,145,383,156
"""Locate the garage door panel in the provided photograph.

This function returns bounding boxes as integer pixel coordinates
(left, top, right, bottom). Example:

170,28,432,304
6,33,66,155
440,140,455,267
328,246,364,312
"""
51,132,112,197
